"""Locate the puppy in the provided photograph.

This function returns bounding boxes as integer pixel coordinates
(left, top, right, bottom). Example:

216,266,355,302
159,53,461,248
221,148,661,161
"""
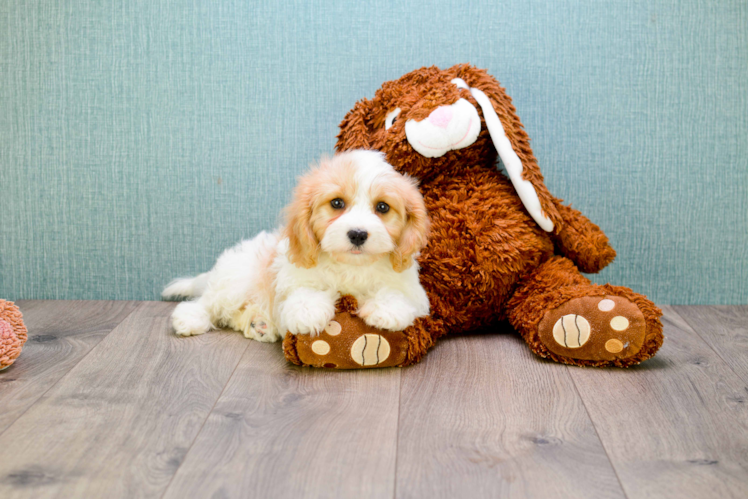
162,150,431,342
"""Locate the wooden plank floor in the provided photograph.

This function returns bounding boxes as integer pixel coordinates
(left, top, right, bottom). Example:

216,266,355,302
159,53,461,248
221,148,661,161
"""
0,301,747,498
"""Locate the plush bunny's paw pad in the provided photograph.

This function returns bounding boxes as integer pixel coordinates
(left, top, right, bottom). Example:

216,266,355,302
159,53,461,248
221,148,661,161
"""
538,295,647,362
287,313,408,369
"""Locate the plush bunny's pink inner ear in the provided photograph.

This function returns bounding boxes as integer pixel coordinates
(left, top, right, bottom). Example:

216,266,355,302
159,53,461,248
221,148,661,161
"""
452,78,554,232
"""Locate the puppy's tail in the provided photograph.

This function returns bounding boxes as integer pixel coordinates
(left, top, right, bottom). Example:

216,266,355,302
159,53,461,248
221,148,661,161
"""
161,272,209,300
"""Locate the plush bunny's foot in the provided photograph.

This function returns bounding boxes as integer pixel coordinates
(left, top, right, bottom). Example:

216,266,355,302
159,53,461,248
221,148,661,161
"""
538,295,648,363
508,256,664,367
284,312,409,369
283,296,411,369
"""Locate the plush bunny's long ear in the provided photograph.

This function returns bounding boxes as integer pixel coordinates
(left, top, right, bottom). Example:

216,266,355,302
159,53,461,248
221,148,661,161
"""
465,81,554,231
336,98,373,152
450,68,561,232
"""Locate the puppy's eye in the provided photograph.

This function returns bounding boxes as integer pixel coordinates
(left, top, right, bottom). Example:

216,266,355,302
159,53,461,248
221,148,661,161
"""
330,198,345,209
385,108,401,130
376,202,390,214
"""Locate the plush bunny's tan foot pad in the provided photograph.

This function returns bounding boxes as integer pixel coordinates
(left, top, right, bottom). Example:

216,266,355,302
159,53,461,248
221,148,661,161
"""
284,312,408,369
538,295,646,362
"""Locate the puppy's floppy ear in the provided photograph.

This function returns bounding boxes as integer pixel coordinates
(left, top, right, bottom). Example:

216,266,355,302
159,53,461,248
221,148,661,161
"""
336,98,374,152
447,64,562,232
390,176,430,273
284,171,320,268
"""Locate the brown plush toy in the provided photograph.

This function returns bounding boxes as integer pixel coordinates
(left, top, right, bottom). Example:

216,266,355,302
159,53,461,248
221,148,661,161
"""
285,64,663,369
0,299,28,371
284,296,409,369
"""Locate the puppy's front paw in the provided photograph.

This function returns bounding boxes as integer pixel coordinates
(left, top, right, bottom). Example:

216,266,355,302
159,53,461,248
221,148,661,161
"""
283,308,334,336
358,296,417,332
281,291,336,336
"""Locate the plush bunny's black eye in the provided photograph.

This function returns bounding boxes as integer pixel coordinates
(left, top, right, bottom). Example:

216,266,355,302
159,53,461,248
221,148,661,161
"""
376,202,390,214
385,108,401,130
331,198,345,209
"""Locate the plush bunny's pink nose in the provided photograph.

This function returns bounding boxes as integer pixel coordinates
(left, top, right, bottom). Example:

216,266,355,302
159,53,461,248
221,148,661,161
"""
428,106,453,128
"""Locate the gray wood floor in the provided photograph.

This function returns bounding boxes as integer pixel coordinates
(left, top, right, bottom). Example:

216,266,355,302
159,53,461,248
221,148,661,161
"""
0,301,747,498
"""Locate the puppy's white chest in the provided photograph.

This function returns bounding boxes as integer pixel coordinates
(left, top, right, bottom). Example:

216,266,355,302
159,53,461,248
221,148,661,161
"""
314,256,393,297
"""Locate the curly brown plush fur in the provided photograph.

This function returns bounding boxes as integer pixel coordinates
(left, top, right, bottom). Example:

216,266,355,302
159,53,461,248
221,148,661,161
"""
334,64,663,367
0,300,27,371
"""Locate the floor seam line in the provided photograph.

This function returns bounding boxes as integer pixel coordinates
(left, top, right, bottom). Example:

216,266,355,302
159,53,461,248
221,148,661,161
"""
159,339,251,498
567,367,629,499
0,301,143,440
669,306,748,387
393,368,403,499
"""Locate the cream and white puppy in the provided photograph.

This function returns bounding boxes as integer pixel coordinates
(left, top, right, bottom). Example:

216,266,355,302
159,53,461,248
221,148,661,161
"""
162,150,431,342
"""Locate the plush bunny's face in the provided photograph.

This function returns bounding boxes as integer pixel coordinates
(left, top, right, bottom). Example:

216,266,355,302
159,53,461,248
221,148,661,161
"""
336,64,556,232
337,65,497,183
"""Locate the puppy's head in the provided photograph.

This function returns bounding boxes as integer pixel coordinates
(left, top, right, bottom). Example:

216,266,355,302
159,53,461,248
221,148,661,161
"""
285,150,429,272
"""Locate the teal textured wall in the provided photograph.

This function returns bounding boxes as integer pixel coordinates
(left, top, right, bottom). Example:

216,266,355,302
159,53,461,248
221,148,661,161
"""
1,1,746,304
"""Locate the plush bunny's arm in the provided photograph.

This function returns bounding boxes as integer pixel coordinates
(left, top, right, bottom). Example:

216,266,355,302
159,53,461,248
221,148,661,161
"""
549,201,617,274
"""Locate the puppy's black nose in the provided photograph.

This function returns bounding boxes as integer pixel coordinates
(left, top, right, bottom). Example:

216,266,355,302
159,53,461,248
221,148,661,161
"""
347,229,368,247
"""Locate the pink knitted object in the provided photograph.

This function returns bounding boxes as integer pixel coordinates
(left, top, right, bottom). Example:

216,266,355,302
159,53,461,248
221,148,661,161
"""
0,300,27,371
